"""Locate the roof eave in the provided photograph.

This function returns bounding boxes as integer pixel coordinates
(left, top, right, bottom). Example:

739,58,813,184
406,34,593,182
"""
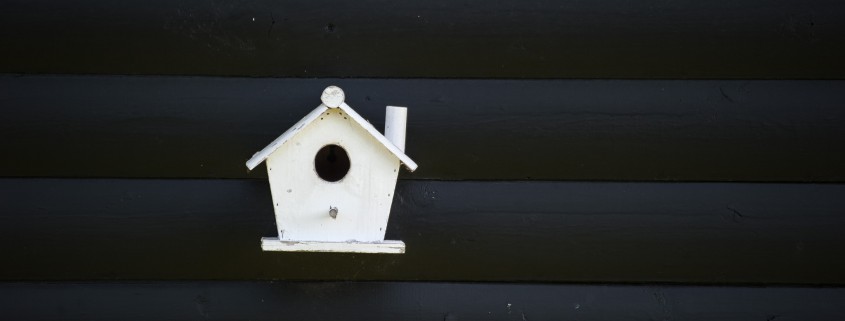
245,102,418,173
338,102,418,172
245,104,329,170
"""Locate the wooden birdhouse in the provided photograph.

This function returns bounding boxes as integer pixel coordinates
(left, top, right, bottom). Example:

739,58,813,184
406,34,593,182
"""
245,86,418,254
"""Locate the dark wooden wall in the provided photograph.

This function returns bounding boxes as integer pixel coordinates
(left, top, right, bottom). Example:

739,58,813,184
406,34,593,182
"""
2,0,845,319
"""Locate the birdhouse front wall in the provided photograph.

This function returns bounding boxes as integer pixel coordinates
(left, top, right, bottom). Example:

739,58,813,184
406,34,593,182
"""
264,109,401,243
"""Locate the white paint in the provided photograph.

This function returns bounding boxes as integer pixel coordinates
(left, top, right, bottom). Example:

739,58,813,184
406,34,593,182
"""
246,95,417,171
320,86,345,108
245,86,416,253
265,108,400,242
385,106,407,152
338,102,417,171
261,238,405,254
246,104,328,170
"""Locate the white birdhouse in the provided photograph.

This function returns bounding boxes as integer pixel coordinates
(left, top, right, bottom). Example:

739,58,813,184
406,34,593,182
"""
245,86,418,254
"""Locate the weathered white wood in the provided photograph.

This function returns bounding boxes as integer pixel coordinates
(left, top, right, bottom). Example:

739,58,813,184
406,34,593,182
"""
246,86,415,253
320,86,345,108
246,88,417,172
338,102,417,171
261,238,405,254
265,108,401,242
384,106,407,152
245,104,329,170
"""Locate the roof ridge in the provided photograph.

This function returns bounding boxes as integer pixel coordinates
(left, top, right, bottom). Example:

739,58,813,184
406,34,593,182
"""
245,102,418,172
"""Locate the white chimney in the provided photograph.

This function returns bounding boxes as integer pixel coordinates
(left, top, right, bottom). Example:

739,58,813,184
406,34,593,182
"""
384,106,407,152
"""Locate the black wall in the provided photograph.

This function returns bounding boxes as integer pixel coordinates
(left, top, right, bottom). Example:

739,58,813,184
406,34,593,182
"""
2,0,845,319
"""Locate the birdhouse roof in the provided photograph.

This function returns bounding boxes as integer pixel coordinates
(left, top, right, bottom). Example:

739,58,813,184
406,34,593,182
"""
245,102,418,172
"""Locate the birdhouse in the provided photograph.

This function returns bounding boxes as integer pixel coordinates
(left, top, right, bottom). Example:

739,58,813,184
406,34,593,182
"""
245,86,418,254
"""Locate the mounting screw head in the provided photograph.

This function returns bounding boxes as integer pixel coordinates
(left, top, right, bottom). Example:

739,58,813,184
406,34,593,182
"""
321,86,345,108
329,206,338,219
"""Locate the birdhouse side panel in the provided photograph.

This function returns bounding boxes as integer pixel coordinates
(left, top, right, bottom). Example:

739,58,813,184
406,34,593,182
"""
264,110,401,243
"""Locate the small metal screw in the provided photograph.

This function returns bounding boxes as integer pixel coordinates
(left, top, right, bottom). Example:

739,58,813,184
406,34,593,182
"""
329,206,338,219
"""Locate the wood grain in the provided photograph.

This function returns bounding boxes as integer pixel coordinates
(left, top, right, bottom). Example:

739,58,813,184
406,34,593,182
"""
2,0,844,78
2,178,844,284
2,75,844,181
2,282,845,320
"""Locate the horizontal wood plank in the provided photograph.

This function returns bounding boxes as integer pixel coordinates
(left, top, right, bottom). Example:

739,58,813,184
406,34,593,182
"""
2,282,844,321
1,0,844,78
3,75,845,181
2,178,845,284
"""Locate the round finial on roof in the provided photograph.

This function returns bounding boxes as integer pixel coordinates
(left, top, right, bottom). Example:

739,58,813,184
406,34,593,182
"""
320,86,345,108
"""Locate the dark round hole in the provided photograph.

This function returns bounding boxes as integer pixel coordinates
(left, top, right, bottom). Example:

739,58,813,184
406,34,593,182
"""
314,144,350,182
